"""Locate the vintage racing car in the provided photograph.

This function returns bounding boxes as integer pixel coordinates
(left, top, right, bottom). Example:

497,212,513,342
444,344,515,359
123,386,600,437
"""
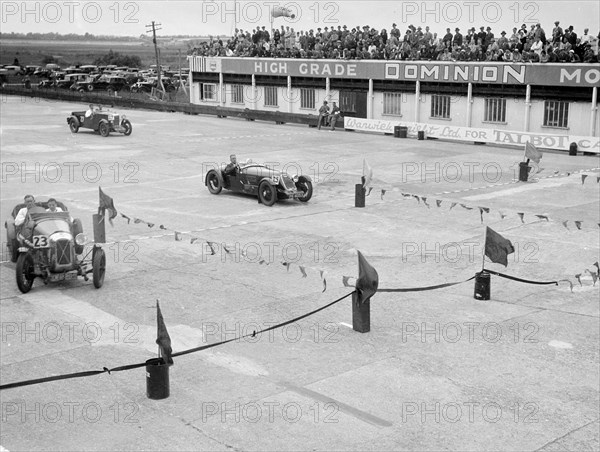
67,105,132,137
5,201,106,293
205,162,313,206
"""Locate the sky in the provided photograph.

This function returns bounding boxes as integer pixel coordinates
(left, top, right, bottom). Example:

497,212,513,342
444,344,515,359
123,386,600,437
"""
1,0,598,38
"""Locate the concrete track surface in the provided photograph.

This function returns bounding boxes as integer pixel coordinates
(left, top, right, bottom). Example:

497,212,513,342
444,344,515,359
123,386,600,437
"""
1,96,599,451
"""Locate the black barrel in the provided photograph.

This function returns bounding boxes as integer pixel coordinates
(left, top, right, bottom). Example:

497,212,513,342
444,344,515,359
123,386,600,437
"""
518,162,530,182
417,130,425,140
474,272,491,300
394,126,401,138
398,126,408,138
146,358,170,399
569,142,578,156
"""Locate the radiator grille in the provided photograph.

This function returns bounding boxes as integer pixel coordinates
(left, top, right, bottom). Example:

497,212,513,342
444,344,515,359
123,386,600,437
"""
56,239,72,265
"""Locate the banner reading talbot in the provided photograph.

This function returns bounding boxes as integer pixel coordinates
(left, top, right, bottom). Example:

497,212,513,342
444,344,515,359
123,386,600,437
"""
343,117,600,153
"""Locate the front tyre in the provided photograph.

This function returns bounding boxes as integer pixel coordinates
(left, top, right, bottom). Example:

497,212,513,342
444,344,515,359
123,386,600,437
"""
296,176,313,202
122,119,132,136
206,170,223,194
92,247,106,289
259,181,277,207
98,120,110,137
16,253,35,293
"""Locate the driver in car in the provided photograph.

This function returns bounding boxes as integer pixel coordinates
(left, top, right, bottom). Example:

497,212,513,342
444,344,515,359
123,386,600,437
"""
15,194,45,238
46,198,64,212
224,154,240,176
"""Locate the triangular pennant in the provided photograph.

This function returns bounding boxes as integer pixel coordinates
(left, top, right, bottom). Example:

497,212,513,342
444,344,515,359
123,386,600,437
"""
190,237,199,244
449,202,457,211
160,225,167,230
594,262,600,275
134,218,142,224
258,259,266,265
582,174,588,185
478,207,489,223
421,197,430,208
342,276,353,287
436,200,442,208
381,189,386,200
575,273,582,286
299,266,307,278
484,227,515,267
366,187,373,197
282,261,291,272
222,244,231,254
535,215,549,222
460,203,473,210
362,159,373,189
585,269,598,285
566,172,571,176
574,221,582,230
147,223,155,228
597,176,600,184
413,195,420,204
517,213,525,223
499,211,507,220
98,187,117,226
174,232,182,241
562,220,569,229
206,242,216,255
121,213,131,224
156,300,173,365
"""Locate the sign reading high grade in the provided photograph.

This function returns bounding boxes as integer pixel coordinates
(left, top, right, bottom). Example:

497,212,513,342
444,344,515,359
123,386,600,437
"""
189,57,600,88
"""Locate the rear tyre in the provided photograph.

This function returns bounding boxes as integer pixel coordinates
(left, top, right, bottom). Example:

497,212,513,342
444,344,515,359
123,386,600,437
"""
92,247,106,289
258,181,277,207
206,170,222,194
16,253,35,293
69,116,79,133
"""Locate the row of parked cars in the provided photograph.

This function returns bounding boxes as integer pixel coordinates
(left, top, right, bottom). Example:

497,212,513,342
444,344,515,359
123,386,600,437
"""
1,63,189,94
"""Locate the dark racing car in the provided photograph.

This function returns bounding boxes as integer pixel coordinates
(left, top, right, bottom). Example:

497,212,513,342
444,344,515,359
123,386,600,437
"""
5,200,106,293
205,162,313,206
67,105,132,137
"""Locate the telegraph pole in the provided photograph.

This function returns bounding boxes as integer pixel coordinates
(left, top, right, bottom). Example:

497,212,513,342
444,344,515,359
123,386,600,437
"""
145,21,165,94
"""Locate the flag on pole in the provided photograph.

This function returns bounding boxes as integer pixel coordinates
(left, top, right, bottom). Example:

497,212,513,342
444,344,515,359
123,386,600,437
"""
484,227,515,267
362,159,373,189
98,187,117,225
355,251,379,303
524,141,543,164
156,300,173,365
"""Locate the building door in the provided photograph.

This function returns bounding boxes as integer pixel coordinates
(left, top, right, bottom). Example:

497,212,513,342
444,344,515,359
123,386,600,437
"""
339,91,367,118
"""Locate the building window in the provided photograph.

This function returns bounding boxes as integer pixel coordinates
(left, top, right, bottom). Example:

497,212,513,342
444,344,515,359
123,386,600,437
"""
340,92,356,113
264,86,278,107
300,88,315,109
431,94,451,119
202,83,217,101
543,101,569,128
484,98,506,123
231,84,244,104
383,92,403,116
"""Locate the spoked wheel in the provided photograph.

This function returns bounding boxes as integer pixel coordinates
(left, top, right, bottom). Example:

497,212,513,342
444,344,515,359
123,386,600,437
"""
16,253,35,293
92,247,106,289
206,170,222,194
69,117,79,133
98,121,110,137
122,119,132,136
296,176,313,202
258,181,277,207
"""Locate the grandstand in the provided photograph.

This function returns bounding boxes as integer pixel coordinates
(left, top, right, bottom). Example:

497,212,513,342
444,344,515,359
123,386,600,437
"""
187,56,599,153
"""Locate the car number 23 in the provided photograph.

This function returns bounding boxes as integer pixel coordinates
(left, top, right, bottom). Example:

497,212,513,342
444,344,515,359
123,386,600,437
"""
33,235,49,248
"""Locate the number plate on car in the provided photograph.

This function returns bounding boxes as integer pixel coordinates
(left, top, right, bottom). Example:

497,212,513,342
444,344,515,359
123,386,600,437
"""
50,271,78,282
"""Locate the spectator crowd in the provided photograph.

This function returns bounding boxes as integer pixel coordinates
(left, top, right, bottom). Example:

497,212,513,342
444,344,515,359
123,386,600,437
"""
190,21,599,63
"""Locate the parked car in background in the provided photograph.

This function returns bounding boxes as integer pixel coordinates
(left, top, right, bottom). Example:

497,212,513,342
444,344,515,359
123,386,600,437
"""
3,65,23,76
55,73,88,89
71,75,129,94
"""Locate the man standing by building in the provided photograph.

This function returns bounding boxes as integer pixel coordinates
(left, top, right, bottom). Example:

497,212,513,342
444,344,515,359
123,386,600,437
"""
317,101,330,130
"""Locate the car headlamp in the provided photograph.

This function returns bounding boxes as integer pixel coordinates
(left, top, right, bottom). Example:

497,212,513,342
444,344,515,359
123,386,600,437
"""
75,233,87,246
272,176,280,183
107,114,114,121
